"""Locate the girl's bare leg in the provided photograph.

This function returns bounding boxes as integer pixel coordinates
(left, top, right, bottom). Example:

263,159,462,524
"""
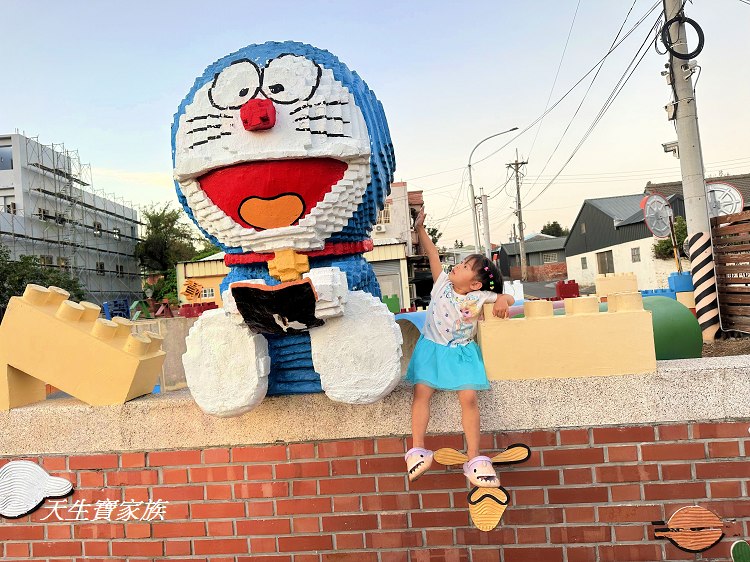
458,389,481,458
411,384,435,448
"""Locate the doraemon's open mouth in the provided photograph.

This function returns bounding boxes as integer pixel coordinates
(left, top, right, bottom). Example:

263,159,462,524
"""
198,158,348,231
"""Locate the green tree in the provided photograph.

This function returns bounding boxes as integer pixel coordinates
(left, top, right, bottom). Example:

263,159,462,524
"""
146,268,179,304
0,245,85,321
426,225,443,246
192,240,222,262
653,216,688,260
135,203,196,272
454,239,464,248
541,221,570,237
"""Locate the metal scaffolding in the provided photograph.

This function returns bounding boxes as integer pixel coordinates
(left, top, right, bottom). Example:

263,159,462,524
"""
0,134,142,305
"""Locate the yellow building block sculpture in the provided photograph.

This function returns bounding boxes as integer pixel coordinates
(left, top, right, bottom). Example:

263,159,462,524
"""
595,272,638,301
477,293,656,380
0,285,166,410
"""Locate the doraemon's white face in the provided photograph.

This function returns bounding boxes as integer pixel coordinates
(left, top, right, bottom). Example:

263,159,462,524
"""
174,54,371,253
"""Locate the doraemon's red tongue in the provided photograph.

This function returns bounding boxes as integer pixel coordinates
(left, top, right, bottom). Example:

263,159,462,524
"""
198,158,348,231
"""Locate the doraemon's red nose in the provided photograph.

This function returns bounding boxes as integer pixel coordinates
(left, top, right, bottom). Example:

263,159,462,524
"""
240,98,276,131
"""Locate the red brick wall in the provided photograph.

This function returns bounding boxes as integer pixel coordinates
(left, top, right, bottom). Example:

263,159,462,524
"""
510,262,568,282
1,421,748,561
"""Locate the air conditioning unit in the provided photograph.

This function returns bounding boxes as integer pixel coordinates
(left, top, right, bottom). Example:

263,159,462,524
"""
374,224,387,233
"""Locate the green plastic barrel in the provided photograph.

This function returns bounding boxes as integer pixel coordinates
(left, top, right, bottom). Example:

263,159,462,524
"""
599,296,702,360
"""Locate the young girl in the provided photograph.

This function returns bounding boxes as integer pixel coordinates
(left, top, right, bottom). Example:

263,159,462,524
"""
405,209,514,487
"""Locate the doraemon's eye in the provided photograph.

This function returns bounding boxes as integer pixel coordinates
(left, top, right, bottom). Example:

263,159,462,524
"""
209,59,261,110
261,55,321,104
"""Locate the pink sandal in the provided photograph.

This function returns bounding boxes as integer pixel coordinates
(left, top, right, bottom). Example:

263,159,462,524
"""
463,455,499,488
405,447,433,482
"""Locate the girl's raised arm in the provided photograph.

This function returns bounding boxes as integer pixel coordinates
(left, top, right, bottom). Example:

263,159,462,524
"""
414,209,443,282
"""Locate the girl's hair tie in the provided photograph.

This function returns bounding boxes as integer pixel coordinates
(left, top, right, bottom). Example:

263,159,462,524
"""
483,266,489,271
489,273,493,278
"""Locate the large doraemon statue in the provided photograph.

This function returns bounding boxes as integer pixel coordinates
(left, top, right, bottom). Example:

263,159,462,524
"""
173,42,403,416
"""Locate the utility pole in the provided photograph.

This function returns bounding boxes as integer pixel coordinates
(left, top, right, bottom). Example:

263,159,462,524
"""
507,150,528,281
480,188,492,260
662,0,719,342
467,127,518,253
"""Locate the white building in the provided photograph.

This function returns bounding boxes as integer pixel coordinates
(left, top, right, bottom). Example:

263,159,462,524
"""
0,134,141,304
364,182,420,311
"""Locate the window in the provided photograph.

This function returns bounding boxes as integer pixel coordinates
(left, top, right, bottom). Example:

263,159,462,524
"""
580,223,586,234
542,252,557,264
39,255,53,266
55,212,67,225
96,262,105,276
113,228,121,240
5,202,16,214
201,287,215,299
0,146,12,170
631,247,641,263
581,257,587,270
596,250,615,274
131,226,136,238
377,203,392,224
37,208,52,222
57,257,70,270
116,264,125,277
93,222,102,237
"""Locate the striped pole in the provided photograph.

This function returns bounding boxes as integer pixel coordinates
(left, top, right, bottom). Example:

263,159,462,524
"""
688,232,720,341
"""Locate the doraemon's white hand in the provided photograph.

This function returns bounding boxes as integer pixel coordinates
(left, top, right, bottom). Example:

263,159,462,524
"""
303,267,348,319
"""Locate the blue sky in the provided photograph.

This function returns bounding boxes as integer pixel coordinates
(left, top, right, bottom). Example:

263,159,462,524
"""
3,0,749,244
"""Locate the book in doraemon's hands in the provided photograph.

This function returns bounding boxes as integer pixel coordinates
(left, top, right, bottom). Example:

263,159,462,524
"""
231,280,323,336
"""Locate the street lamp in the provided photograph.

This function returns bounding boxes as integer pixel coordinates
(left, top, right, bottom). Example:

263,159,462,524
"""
467,127,518,253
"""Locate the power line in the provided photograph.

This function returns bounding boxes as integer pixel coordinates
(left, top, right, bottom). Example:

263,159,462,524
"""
470,0,662,169
399,1,661,183
407,155,750,191
526,0,582,163
524,0,640,198
401,166,465,182
434,168,469,229
522,11,663,210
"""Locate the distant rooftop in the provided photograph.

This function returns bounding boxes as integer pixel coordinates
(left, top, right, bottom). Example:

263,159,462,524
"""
502,236,566,256
645,172,750,207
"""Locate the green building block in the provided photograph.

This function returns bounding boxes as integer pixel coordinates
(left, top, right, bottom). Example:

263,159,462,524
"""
382,294,401,314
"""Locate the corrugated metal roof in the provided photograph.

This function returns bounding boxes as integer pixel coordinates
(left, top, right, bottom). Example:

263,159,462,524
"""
645,173,750,206
586,194,645,221
502,236,566,256
198,251,225,262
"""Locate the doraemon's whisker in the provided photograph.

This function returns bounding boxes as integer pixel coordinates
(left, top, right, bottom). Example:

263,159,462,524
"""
289,101,350,116
295,128,351,138
188,132,232,149
187,125,223,134
187,114,233,122
293,116,350,123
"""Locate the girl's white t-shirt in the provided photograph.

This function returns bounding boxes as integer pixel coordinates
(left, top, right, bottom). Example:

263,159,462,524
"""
422,272,498,347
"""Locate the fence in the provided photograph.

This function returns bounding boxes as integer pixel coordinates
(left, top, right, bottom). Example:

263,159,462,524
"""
711,209,750,333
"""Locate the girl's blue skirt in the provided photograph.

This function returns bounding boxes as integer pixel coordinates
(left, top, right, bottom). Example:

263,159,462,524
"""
405,335,490,391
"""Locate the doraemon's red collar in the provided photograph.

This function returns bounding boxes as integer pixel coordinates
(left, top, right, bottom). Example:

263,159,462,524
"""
224,239,374,266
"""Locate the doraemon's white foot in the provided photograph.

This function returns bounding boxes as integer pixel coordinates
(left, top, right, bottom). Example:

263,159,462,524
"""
183,308,270,417
309,291,402,403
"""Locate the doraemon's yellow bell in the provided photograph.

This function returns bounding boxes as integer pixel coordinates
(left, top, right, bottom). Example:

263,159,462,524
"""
268,249,310,282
